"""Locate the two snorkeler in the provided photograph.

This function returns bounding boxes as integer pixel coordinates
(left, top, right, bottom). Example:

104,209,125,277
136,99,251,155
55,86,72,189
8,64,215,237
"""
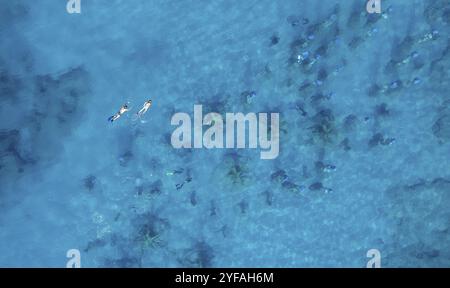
108,99,152,123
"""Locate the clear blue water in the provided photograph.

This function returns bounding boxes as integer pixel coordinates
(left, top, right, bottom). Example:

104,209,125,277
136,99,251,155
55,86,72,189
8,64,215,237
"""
0,0,449,267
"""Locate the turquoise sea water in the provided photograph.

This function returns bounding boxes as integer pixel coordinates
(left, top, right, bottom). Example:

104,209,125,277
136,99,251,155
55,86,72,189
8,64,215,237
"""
0,0,449,267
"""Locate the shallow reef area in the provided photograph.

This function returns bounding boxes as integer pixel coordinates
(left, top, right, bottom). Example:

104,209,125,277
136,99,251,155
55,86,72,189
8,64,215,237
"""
0,0,449,267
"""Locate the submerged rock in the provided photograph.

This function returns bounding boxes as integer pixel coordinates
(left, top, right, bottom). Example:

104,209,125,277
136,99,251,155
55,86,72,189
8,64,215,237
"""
178,241,214,268
0,71,22,101
271,169,287,183
309,182,323,191
0,129,34,174
433,114,450,142
83,175,97,191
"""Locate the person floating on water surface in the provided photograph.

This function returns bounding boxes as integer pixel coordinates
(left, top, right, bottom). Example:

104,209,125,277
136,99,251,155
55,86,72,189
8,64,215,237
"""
136,99,152,118
108,104,129,122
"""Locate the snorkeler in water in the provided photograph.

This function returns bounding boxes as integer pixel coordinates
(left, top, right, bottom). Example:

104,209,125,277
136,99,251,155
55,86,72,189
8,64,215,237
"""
108,104,129,122
136,100,152,118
